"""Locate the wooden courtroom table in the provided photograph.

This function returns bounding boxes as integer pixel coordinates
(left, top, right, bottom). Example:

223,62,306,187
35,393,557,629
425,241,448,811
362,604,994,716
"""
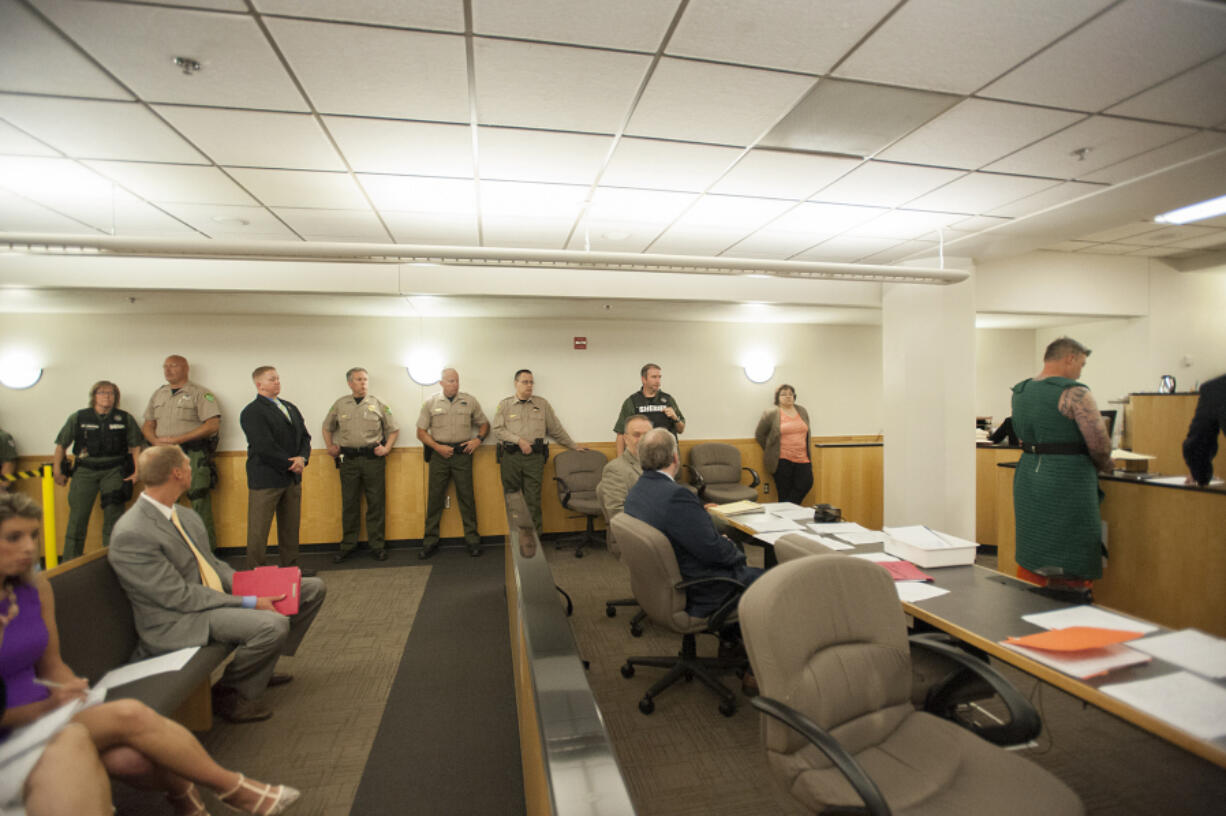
709,507,1226,770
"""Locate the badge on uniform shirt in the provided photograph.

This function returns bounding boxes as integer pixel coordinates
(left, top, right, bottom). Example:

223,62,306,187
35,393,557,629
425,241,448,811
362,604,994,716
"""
433,407,445,414
339,413,349,420
509,413,518,419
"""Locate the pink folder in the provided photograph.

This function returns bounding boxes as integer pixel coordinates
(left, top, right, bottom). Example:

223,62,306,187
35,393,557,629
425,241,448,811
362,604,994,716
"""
232,566,301,615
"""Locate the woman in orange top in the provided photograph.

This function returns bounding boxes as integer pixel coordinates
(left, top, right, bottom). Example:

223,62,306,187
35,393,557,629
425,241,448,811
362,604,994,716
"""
754,385,813,504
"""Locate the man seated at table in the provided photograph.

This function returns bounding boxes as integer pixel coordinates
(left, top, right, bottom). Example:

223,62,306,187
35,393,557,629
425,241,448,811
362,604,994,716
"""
624,428,762,617
596,414,651,549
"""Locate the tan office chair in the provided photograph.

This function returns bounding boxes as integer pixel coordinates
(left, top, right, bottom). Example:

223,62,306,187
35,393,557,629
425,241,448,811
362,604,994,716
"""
687,442,759,503
595,484,647,636
611,514,748,717
739,555,1082,816
771,534,1009,720
552,449,609,558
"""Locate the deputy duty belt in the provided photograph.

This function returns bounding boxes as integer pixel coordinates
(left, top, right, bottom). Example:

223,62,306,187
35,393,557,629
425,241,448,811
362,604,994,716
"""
1021,441,1089,455
340,446,379,457
439,443,472,454
76,456,124,470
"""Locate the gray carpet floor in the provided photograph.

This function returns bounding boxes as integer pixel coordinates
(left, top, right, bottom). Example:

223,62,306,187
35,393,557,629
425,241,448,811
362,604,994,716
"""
543,541,1226,816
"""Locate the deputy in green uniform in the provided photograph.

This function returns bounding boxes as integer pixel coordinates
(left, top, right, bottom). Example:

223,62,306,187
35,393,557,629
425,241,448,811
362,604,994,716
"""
416,368,489,558
323,368,399,562
0,424,17,492
1011,337,1113,592
52,380,143,560
491,369,586,532
141,355,222,550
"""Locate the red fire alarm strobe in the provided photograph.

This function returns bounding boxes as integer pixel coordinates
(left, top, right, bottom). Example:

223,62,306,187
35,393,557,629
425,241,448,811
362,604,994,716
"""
574,337,587,350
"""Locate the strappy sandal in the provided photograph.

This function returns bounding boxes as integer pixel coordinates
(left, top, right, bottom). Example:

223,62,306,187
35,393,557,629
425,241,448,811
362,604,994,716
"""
167,783,210,816
218,773,300,815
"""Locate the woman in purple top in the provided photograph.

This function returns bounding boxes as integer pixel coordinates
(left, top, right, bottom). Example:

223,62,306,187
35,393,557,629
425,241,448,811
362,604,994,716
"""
0,493,299,815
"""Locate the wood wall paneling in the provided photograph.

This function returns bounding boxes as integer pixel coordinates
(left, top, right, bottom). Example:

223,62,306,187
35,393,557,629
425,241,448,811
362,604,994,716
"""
15,436,884,554
1128,394,1225,478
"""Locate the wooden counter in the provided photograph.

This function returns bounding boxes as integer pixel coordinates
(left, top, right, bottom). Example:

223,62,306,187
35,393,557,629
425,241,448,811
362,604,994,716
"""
976,445,1021,548
1128,392,1225,478
995,462,1226,637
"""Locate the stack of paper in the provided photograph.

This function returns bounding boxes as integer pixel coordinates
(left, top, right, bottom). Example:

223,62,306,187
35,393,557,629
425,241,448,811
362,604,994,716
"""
808,522,889,545
714,500,761,515
734,513,803,534
883,525,977,567
1001,640,1151,679
1021,607,1159,634
895,583,949,603
1100,672,1226,741
1130,630,1226,679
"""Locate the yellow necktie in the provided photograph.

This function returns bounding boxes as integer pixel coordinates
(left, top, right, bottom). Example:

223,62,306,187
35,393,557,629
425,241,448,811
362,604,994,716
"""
170,507,223,592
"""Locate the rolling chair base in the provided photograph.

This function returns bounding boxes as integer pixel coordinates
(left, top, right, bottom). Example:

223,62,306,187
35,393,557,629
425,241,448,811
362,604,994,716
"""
620,634,744,717
605,600,646,636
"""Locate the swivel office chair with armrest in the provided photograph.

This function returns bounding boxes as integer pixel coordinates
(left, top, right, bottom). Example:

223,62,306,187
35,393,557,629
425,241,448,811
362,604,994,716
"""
595,481,646,637
739,555,1082,816
688,442,760,503
611,513,748,717
552,449,609,558
770,533,1033,745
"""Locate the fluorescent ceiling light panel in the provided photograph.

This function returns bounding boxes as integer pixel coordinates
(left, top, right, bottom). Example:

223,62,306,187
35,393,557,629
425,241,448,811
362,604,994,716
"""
759,78,959,157
1154,194,1226,225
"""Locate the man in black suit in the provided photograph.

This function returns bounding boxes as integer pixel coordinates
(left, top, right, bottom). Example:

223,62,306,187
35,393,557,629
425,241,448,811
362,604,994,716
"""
1183,373,1226,486
624,427,762,617
240,365,313,572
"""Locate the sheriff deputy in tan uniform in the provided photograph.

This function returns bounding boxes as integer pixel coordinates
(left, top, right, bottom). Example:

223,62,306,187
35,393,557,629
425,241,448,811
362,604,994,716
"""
491,368,586,532
142,355,222,549
322,367,399,562
415,368,489,559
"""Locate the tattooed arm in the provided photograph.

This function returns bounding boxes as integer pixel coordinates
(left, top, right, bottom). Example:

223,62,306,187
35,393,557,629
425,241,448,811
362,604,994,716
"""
1058,386,1113,472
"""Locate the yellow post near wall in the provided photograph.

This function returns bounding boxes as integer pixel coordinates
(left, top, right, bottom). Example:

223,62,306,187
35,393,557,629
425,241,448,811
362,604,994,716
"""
41,463,57,569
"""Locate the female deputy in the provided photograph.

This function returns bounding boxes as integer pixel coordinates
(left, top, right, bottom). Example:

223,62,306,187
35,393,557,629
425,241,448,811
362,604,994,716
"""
754,384,813,505
51,381,143,560
0,493,299,815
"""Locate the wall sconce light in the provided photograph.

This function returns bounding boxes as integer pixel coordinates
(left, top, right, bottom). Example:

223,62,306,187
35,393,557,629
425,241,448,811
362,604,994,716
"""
742,351,775,384
405,349,443,386
0,352,43,389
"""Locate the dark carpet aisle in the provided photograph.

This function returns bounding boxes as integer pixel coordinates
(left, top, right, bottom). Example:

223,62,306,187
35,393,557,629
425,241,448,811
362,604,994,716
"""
349,545,524,816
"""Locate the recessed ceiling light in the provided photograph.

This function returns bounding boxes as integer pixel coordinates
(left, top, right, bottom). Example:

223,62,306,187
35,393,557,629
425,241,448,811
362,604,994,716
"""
1154,194,1226,225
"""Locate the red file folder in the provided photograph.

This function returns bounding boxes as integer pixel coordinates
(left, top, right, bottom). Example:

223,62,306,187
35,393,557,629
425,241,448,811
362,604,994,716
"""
232,566,301,615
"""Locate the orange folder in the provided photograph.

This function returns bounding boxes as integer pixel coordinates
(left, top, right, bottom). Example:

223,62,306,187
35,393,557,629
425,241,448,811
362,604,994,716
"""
232,566,301,615
1004,626,1144,652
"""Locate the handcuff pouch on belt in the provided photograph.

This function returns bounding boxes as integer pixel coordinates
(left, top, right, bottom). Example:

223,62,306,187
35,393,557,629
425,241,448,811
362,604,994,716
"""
497,438,547,461
182,437,219,498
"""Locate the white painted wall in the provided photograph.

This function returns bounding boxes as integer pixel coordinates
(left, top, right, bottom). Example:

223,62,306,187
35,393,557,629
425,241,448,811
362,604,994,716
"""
1034,259,1226,402
975,328,1037,425
0,312,883,454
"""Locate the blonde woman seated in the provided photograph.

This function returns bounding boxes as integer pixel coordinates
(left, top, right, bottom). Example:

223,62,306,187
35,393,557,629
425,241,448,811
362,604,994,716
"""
0,492,298,816
754,384,813,505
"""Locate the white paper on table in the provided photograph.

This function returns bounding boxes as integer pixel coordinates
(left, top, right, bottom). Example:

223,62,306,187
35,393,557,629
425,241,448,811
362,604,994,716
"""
1130,630,1226,679
770,506,819,521
808,522,871,535
883,525,954,549
736,513,803,533
776,531,854,551
1145,475,1224,487
1021,606,1159,634
852,551,900,563
1111,448,1155,461
1001,641,1151,679
753,530,793,545
895,583,949,603
835,530,890,545
96,646,200,691
0,685,107,764
759,502,802,514
1100,672,1226,741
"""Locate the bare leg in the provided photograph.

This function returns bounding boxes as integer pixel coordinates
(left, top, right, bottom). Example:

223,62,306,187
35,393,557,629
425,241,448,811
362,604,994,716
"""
24,723,113,816
102,745,201,816
73,700,294,814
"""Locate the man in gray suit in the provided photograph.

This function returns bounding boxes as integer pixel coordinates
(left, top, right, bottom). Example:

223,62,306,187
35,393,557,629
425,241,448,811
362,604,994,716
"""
109,445,327,723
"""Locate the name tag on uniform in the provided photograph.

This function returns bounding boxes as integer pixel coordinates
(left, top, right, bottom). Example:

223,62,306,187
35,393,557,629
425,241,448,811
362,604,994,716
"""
433,407,445,414
108,423,126,430
509,413,518,419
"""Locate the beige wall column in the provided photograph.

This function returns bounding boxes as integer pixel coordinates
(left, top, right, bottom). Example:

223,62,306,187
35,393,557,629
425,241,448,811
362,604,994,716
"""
881,263,976,538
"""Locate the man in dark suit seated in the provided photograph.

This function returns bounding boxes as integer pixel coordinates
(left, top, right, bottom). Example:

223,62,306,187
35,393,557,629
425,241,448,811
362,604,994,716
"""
109,445,327,723
1184,372,1226,486
624,427,762,617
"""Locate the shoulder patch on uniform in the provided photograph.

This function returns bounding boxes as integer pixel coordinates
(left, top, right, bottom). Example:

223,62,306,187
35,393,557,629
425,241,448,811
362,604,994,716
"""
205,393,216,401
384,405,391,414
